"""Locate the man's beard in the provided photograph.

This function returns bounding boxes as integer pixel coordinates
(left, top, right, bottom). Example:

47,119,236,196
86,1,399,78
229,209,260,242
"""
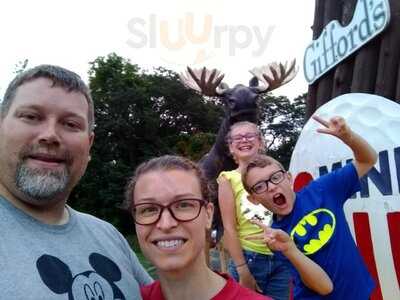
15,147,71,204
15,163,70,203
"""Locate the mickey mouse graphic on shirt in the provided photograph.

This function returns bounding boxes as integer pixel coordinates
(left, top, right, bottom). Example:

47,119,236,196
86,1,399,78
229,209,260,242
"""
36,253,126,300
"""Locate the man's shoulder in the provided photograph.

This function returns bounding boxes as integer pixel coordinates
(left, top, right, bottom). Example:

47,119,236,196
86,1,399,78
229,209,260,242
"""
71,207,108,223
70,207,120,233
70,207,135,255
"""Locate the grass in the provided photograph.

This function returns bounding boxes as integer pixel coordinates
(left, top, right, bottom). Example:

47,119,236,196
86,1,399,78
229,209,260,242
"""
125,234,158,279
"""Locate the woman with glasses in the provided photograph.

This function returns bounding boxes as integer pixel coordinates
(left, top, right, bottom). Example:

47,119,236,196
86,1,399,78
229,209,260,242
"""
217,121,291,300
126,155,271,300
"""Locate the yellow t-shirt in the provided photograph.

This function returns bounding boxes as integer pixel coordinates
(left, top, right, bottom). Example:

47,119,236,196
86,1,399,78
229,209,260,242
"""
218,169,273,255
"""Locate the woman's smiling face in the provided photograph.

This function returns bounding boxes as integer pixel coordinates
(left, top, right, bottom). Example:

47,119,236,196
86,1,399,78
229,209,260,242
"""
134,169,213,275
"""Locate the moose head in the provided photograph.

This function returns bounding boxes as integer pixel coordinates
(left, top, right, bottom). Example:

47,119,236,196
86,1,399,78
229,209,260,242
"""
179,60,298,180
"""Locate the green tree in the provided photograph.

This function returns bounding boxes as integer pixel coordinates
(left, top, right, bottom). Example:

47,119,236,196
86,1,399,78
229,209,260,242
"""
69,53,223,232
0,59,29,102
259,93,306,169
14,59,29,75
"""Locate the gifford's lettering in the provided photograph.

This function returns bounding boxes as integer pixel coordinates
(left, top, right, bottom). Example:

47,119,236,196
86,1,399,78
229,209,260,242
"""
304,0,390,84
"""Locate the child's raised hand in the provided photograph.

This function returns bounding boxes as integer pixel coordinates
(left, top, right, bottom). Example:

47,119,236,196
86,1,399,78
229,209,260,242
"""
312,115,352,142
246,219,294,253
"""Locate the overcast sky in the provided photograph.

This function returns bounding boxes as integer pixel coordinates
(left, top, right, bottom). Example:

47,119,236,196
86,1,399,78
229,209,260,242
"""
0,0,315,99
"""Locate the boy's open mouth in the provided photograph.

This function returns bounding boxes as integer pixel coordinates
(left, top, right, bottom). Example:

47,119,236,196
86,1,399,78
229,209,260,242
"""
273,193,287,206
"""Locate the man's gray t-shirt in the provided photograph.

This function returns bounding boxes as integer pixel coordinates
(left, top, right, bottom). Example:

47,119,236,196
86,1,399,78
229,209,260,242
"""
0,196,152,300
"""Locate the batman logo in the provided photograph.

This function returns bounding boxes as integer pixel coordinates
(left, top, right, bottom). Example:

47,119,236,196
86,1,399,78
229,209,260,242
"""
290,209,336,255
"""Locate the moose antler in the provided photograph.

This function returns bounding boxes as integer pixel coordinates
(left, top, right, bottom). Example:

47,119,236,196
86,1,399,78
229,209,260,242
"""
179,67,226,96
249,59,298,92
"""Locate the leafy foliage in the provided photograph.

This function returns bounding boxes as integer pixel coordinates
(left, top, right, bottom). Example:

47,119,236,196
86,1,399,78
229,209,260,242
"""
259,93,306,169
14,59,29,75
69,53,223,232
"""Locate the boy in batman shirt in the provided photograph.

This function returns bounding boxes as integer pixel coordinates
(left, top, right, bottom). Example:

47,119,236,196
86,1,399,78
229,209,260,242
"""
242,115,377,299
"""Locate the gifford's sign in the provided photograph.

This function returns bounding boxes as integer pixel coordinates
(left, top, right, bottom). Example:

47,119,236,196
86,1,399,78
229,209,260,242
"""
304,0,390,84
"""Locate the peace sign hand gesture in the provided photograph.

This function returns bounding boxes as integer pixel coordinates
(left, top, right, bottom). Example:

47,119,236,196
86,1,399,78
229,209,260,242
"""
312,115,353,143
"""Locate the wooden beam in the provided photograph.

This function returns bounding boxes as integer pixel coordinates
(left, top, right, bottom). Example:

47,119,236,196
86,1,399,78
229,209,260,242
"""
315,0,343,108
375,0,400,99
351,38,381,93
306,0,326,119
332,0,357,98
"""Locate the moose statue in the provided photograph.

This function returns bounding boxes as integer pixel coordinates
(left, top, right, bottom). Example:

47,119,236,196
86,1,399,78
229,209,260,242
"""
179,61,298,242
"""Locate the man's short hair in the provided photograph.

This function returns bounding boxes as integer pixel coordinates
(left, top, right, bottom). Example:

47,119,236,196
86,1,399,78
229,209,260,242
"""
242,154,285,193
2,64,95,131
